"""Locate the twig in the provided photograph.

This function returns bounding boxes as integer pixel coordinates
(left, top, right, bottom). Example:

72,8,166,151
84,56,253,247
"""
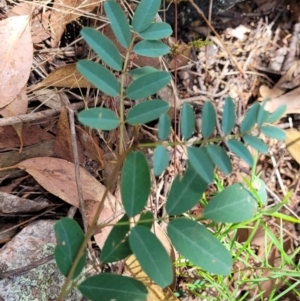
0,101,85,127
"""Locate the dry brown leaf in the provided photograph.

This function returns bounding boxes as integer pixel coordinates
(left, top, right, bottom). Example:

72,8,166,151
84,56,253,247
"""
7,2,51,43
0,125,53,149
14,156,116,208
49,0,98,47
285,128,300,164
263,86,300,115
124,223,178,301
0,86,28,151
0,15,33,108
13,157,121,247
76,126,105,168
33,89,68,109
36,64,92,88
260,61,300,99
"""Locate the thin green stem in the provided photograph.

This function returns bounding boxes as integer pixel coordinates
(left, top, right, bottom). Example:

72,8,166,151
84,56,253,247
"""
118,35,136,154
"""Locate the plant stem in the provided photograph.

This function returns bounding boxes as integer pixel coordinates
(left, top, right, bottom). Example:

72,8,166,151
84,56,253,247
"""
118,36,136,154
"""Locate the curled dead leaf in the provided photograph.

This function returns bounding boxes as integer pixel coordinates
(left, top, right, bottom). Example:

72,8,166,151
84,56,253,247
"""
285,128,300,164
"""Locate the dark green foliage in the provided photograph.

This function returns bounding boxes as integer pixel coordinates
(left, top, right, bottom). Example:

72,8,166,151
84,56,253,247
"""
54,218,86,279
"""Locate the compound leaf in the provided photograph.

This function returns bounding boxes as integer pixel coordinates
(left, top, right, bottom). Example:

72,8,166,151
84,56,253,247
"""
129,225,173,288
203,183,257,222
133,40,170,57
100,214,132,263
78,274,147,301
54,218,86,279
227,139,253,167
121,151,151,217
158,113,171,140
104,1,131,48
153,146,169,176
77,60,120,97
81,27,122,71
132,0,161,32
138,22,172,40
181,103,195,140
260,125,286,140
222,96,236,135
202,101,216,138
168,218,232,275
126,99,169,125
78,108,120,130
206,144,232,175
126,71,171,100
166,162,207,215
243,135,268,154
187,147,215,184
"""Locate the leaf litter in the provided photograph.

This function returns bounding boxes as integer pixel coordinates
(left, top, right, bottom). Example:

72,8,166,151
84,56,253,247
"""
0,0,300,300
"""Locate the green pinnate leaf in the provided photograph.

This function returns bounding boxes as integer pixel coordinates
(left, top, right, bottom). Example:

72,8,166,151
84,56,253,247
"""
240,103,259,133
222,96,236,135
78,108,120,130
153,146,169,176
121,151,151,217
126,71,171,100
203,183,257,222
260,125,286,140
187,147,215,184
181,103,195,140
54,218,86,279
206,144,232,175
100,214,132,263
158,113,171,140
243,135,268,154
202,101,216,138
80,27,122,71
104,1,131,48
166,162,207,215
129,225,173,288
168,218,232,275
78,274,147,301
138,22,172,40
126,99,169,125
133,40,170,57
227,139,253,167
77,60,120,97
266,104,286,123
132,0,161,32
